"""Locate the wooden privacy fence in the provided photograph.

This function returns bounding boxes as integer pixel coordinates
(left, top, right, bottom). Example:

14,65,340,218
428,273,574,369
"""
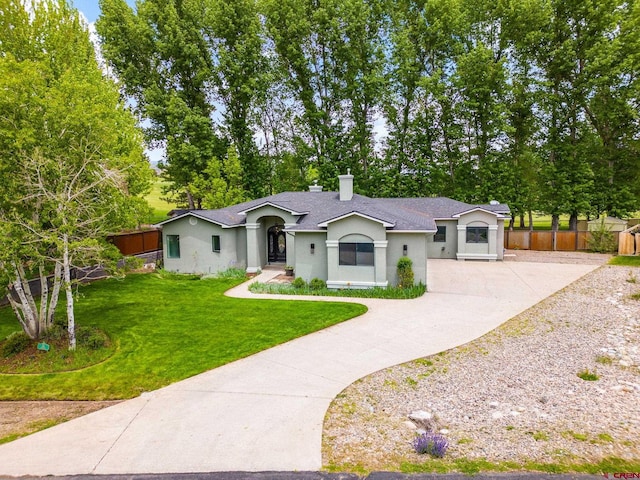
107,229,162,256
504,230,618,252
618,225,640,256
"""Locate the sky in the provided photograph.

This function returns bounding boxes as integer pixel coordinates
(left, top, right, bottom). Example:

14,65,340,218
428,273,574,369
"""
72,0,136,23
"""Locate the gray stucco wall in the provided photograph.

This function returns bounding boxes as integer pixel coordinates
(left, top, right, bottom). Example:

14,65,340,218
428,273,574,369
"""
245,207,300,271
162,216,243,274
456,210,504,261
326,216,388,288
496,219,505,260
427,220,458,259
293,232,328,281
386,233,429,286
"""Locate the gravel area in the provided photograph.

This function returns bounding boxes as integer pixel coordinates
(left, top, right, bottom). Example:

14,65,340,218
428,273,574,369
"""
504,249,612,264
323,264,640,470
0,401,120,441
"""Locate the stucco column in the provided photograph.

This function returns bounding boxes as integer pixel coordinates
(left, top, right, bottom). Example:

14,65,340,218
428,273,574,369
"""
456,224,467,261
374,240,388,286
246,223,261,273
325,240,339,282
285,223,297,267
488,224,498,261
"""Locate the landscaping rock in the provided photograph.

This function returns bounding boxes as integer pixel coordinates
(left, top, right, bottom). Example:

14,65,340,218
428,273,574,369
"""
408,410,436,431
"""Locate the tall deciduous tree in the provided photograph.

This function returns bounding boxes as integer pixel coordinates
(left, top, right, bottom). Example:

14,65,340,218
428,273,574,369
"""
204,0,268,198
98,0,219,209
192,145,246,209
261,0,387,192
0,0,152,349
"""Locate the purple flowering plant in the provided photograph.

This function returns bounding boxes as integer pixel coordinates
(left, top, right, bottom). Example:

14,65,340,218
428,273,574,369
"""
412,432,449,458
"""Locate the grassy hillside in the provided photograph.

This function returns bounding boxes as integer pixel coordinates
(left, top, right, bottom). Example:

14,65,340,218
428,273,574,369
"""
145,179,178,224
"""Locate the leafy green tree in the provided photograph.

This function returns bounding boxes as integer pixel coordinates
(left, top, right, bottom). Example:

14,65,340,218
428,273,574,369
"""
261,0,387,192
580,0,640,217
381,0,468,198
192,146,247,209
204,0,269,198
0,0,152,348
453,42,509,203
97,0,218,209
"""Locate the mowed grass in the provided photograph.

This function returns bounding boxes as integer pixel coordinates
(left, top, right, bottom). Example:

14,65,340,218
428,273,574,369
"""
145,178,178,224
0,273,366,400
609,255,640,266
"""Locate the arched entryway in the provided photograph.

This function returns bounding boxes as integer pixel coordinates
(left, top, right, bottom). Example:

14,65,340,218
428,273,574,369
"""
267,225,286,263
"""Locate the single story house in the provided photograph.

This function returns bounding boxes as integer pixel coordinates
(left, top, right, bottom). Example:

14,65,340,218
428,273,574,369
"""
158,173,509,288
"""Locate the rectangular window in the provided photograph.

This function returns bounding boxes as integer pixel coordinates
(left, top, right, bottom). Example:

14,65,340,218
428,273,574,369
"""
434,226,446,242
339,242,374,266
212,235,221,252
166,235,181,258
466,227,488,243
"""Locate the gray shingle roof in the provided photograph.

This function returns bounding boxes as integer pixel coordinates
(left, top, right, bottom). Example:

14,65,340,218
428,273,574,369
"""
158,191,510,232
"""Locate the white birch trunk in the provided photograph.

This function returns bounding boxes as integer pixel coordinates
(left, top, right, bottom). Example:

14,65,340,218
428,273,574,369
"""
5,290,30,336
62,234,76,351
47,262,63,328
10,264,38,339
38,264,49,334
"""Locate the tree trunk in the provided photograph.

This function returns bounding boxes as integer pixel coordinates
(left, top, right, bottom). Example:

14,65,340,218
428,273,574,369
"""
186,189,196,210
10,264,38,339
47,262,63,328
509,215,515,231
5,288,31,338
519,214,525,229
528,211,533,231
38,264,49,335
551,214,560,232
569,213,578,231
16,263,38,329
62,234,76,351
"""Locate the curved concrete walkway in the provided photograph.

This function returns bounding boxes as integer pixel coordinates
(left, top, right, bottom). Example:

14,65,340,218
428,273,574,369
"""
0,260,599,476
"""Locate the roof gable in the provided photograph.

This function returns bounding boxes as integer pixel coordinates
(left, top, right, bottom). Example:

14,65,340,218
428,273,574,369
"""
156,211,234,228
452,207,507,218
317,211,395,228
239,201,309,217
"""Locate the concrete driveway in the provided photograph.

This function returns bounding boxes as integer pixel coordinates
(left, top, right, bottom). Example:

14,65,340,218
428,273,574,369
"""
0,260,599,476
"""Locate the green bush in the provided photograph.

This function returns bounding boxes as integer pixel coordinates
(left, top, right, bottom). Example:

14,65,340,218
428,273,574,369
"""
44,323,67,341
76,327,108,350
587,220,617,253
309,278,326,290
122,256,144,272
397,256,414,288
291,277,307,289
2,331,32,357
215,267,247,279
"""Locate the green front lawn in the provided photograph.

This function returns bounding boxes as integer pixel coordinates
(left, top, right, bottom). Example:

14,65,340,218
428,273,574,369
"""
0,273,366,400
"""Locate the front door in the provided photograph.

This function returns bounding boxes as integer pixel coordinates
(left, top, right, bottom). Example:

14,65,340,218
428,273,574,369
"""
268,225,286,263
